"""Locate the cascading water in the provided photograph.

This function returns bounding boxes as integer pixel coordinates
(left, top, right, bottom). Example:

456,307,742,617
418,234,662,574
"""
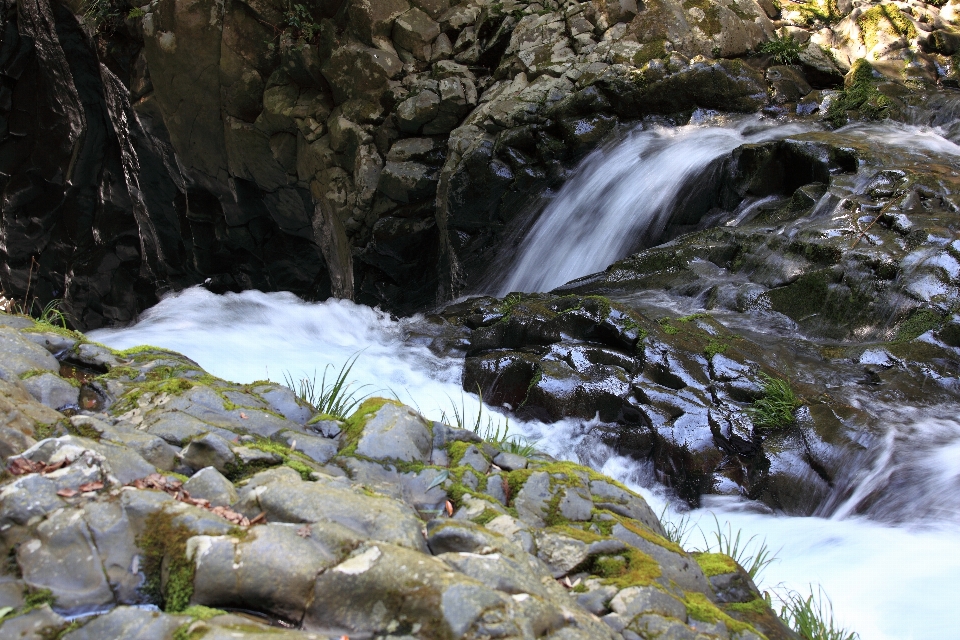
495,115,813,296
90,117,960,640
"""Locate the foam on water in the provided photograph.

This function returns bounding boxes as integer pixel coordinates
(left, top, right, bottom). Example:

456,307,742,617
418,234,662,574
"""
90,287,960,640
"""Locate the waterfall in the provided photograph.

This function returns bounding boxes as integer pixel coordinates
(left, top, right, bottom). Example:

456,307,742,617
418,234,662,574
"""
495,115,813,296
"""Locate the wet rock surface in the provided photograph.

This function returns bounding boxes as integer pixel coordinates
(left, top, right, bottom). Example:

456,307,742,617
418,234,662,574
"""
5,0,960,326
0,313,790,639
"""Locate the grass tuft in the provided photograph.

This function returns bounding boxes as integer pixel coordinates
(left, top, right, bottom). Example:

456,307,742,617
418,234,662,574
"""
747,373,802,431
698,515,777,581
759,35,803,64
283,353,369,421
778,586,859,640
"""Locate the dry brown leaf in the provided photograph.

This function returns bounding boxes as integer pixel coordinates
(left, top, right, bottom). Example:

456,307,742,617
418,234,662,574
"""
296,524,312,538
56,488,78,498
240,412,248,419
249,512,267,525
78,481,104,492
445,500,454,516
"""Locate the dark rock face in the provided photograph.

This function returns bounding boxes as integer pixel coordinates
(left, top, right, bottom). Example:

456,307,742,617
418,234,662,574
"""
0,0,333,329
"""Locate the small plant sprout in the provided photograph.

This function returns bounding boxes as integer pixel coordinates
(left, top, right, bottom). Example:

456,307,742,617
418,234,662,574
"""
700,515,778,581
776,585,859,640
282,353,370,421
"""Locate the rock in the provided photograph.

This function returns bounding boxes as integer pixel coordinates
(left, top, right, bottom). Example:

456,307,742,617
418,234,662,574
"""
392,8,441,61
190,523,356,621
241,470,428,551
73,416,179,471
610,585,688,620
0,328,60,379
396,90,441,133
180,433,237,474
81,501,143,604
321,44,404,104
0,378,67,439
17,508,116,613
0,474,67,527
353,401,433,462
59,606,186,640
273,430,338,464
0,605,66,639
253,385,316,425
493,451,528,471
456,444,490,473
378,160,438,202
183,467,239,507
231,445,282,468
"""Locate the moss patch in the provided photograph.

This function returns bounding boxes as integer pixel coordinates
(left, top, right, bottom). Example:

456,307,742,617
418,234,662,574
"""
727,597,770,616
594,548,662,588
825,59,892,127
892,308,943,343
857,4,917,51
137,509,196,612
613,513,685,555
694,552,739,577
685,591,757,635
339,397,396,455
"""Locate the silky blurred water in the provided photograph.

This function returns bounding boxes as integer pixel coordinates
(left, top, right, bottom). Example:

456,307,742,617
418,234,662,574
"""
90,287,960,640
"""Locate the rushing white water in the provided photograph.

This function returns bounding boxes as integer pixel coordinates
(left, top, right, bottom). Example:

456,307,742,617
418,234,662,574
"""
496,116,813,295
90,287,960,640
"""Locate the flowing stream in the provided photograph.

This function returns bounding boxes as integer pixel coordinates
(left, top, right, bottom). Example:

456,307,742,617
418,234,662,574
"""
90,287,960,640
89,116,960,639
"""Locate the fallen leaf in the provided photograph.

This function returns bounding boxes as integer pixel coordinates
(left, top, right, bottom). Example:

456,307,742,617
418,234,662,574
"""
240,412,248,419
296,524,312,538
427,469,449,491
79,481,104,492
445,500,454,516
56,488,78,498
249,512,267,525
560,576,573,588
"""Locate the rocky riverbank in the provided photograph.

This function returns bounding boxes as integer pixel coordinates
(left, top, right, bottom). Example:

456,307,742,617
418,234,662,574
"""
0,311,798,639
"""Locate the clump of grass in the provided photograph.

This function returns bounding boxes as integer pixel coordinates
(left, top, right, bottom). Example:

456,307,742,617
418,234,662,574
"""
441,390,538,457
283,354,369,421
778,586,859,640
658,503,697,547
825,59,891,128
747,373,802,431
758,35,803,64
699,515,777,581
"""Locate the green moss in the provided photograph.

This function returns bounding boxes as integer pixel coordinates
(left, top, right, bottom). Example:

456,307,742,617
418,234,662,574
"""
857,4,917,51
137,509,196,612
685,592,758,635
505,468,534,504
727,597,770,616
23,587,55,611
682,0,723,35
892,308,943,343
797,0,841,24
173,623,209,640
613,514,686,555
572,581,588,593
825,59,892,127
112,345,180,359
595,548,662,588
704,340,729,359
447,441,472,467
114,377,195,413
306,412,341,425
471,508,502,526
18,369,48,381
65,421,101,441
549,525,606,544
284,459,314,481
33,422,61,441
101,366,139,380
694,552,739,577
179,605,227,620
634,39,667,67
660,318,680,335
339,397,395,455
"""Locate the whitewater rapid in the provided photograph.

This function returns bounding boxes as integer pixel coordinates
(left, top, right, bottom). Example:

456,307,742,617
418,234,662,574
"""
90,287,960,640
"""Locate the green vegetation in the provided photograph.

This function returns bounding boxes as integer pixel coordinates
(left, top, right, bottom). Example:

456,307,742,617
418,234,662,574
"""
747,373,802,431
857,4,917,51
892,308,943,343
693,552,739,577
591,548,662,588
699,515,777,580
441,390,538,457
797,0,842,24
659,503,697,546
825,59,891,128
778,587,859,640
137,509,197,612
684,591,754,634
759,35,803,64
283,2,322,41
283,354,369,421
